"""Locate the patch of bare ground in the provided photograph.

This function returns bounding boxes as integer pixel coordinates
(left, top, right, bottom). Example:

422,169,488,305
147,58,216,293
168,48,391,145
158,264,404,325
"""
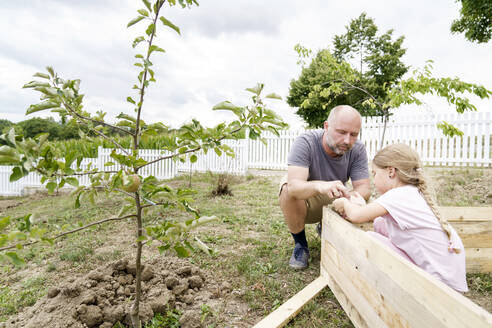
3,253,250,328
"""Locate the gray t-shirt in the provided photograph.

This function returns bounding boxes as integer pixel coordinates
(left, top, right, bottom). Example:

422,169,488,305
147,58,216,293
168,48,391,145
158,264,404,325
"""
287,129,369,183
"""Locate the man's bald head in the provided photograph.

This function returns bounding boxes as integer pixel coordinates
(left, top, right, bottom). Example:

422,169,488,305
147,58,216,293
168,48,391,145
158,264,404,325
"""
327,105,361,126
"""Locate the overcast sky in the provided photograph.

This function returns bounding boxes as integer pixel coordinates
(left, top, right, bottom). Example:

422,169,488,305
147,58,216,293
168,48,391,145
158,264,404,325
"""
1,0,491,129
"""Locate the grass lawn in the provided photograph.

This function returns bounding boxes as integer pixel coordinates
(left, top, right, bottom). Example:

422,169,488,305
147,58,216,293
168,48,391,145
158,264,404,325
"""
0,168,491,327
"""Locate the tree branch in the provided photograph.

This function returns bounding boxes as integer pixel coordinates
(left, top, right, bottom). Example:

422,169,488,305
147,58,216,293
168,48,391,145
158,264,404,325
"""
134,2,161,150
33,167,118,178
0,214,136,252
136,126,243,171
62,100,134,136
91,128,130,156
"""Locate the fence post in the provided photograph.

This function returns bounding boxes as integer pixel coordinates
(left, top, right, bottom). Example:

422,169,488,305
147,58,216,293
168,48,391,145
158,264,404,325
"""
243,129,250,174
97,146,103,171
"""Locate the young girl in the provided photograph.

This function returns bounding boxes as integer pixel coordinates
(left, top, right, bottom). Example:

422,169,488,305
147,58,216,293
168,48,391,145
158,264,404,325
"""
333,143,468,292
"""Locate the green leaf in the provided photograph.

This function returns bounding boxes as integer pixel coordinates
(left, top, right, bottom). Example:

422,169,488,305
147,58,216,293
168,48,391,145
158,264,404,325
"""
194,237,213,254
7,128,17,146
23,81,51,89
5,252,25,267
133,36,145,48
26,100,60,115
65,177,79,187
158,244,170,254
46,66,55,77
190,154,197,163
142,0,152,11
0,155,20,165
33,72,51,79
437,121,464,137
0,216,10,230
149,45,166,54
214,147,222,156
74,191,82,209
136,235,147,242
117,112,137,123
126,97,136,105
146,23,155,36
246,83,264,95
265,93,282,100
46,181,57,193
174,243,190,258
0,235,7,247
16,214,32,232
159,16,180,35
137,9,149,17
10,167,27,182
127,16,146,28
212,101,242,116
40,237,54,245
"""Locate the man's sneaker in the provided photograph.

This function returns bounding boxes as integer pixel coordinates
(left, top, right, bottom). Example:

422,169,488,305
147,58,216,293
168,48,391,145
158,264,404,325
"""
289,243,309,269
316,222,322,237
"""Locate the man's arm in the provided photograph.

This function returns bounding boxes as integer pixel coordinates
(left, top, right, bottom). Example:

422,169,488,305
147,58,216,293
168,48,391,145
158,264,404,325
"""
351,178,371,201
287,165,350,200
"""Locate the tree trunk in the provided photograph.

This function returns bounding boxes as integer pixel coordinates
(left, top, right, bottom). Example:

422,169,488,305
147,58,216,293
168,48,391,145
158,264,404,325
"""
379,113,389,149
130,196,143,328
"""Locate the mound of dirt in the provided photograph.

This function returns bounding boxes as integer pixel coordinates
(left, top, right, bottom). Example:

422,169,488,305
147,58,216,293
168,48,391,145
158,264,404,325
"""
3,256,235,328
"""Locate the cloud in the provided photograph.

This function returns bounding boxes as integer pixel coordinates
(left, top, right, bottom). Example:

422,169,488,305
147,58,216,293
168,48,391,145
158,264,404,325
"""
0,0,490,131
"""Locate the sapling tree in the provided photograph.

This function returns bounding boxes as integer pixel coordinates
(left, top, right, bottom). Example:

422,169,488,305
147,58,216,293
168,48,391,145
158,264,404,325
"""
0,1,286,327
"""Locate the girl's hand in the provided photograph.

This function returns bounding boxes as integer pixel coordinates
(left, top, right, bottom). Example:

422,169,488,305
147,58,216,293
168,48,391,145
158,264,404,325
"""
332,198,347,215
350,192,366,206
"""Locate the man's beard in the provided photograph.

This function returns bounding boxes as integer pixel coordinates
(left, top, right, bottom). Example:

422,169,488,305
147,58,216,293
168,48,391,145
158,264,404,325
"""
325,133,351,155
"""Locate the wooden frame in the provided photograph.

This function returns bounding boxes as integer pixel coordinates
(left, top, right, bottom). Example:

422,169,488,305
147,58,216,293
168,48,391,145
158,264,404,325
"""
253,207,492,328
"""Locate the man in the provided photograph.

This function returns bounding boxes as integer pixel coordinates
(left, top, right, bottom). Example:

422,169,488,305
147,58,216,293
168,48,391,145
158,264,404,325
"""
279,105,371,269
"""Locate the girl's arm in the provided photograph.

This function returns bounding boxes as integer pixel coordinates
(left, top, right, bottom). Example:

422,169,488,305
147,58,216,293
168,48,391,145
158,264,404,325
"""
333,198,388,223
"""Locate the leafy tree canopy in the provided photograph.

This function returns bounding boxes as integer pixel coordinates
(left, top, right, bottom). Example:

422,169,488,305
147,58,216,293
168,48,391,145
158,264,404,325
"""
451,0,492,43
287,13,408,127
0,119,13,134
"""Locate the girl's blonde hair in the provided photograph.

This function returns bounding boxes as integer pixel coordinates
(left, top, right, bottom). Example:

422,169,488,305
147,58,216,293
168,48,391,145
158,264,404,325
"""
373,143,460,253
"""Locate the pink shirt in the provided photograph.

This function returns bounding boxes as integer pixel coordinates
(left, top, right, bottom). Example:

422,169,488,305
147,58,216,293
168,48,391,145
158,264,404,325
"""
375,185,468,292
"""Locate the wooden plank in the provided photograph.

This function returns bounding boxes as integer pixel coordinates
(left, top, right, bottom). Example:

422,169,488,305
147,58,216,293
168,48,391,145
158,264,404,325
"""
320,265,370,328
356,217,492,248
322,208,492,328
252,276,329,328
466,248,492,273
438,207,491,222
321,240,407,328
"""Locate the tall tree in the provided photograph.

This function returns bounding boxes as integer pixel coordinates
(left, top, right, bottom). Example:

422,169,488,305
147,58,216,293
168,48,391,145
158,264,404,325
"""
288,13,408,127
451,0,492,43
17,117,60,140
0,119,13,134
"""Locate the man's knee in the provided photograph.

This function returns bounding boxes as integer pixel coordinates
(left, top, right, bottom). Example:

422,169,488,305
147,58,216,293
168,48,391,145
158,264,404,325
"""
279,183,299,207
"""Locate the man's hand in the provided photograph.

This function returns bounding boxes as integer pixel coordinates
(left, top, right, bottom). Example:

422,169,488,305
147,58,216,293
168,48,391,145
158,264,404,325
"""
316,180,349,199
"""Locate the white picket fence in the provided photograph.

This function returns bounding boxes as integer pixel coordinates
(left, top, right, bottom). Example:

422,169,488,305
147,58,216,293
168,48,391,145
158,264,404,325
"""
1,112,490,196
248,111,492,169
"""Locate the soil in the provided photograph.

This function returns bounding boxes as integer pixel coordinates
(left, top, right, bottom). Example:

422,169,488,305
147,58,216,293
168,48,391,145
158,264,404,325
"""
2,255,246,328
